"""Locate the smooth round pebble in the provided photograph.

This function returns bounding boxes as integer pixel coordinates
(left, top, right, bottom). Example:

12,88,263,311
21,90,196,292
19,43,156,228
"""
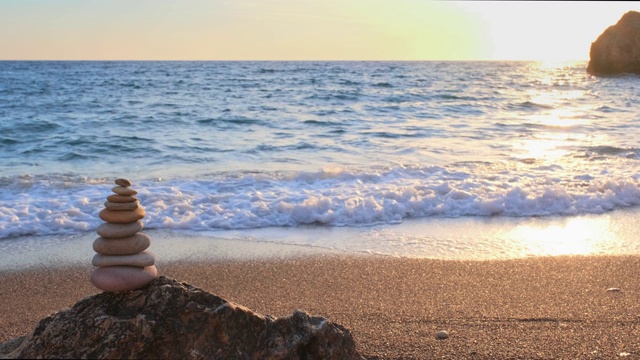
91,265,157,292
436,330,449,340
104,200,139,211
93,233,152,255
99,207,146,223
112,186,138,196
106,194,138,203
92,251,155,267
115,178,132,187
96,221,143,238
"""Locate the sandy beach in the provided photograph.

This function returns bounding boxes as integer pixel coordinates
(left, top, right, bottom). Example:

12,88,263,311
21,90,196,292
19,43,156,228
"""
1,254,639,359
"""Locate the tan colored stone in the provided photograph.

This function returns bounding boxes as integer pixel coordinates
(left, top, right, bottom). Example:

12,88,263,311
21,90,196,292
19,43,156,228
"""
115,178,132,187
104,201,140,211
93,233,151,255
99,207,146,224
92,251,155,267
90,265,158,292
106,195,138,203
112,186,138,196
96,221,143,238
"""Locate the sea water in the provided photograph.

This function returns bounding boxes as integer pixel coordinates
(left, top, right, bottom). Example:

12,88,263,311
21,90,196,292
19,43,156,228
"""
1,61,639,262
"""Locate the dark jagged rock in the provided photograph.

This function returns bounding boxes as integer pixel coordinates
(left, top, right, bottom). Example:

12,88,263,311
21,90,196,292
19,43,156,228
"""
1,276,363,359
588,11,640,75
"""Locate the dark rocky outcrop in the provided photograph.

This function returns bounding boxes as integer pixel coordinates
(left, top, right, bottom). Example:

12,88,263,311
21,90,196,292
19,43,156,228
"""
588,11,640,75
0,276,363,359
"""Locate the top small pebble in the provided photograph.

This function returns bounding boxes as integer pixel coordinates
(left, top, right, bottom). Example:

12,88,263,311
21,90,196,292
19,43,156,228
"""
115,178,132,187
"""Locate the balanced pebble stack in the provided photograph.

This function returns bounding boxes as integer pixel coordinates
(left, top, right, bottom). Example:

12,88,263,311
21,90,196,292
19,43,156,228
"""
90,178,158,292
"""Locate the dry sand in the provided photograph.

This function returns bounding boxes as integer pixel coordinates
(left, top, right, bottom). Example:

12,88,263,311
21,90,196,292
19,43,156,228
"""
1,255,639,359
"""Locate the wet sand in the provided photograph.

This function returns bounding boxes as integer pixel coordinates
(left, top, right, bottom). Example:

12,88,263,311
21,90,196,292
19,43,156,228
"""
1,255,639,359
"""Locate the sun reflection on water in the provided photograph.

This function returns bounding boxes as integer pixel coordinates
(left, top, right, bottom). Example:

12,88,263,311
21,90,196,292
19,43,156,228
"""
507,217,617,257
512,138,573,162
509,68,596,163
532,111,591,128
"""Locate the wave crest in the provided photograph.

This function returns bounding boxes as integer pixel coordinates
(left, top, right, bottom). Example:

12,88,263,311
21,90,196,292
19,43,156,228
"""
1,168,639,239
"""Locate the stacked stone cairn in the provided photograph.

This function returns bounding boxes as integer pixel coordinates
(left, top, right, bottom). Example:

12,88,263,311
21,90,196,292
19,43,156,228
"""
91,178,158,292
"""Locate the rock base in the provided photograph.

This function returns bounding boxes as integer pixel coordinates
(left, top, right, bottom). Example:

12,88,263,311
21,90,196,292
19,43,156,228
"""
1,276,363,359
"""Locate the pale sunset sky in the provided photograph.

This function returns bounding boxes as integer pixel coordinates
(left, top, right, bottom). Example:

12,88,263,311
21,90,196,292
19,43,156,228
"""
1,1,639,61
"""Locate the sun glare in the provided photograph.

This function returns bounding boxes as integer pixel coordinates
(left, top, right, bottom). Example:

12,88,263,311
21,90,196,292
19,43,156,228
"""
454,2,640,61
508,217,616,257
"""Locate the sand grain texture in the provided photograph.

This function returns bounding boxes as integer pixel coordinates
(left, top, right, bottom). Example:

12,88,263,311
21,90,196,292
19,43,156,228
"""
1,256,639,359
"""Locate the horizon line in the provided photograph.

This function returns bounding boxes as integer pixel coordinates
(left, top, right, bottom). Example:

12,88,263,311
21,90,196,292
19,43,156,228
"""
0,59,590,62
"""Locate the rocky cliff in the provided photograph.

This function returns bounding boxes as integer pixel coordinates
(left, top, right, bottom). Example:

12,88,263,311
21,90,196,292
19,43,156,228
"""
588,11,640,75
0,276,363,359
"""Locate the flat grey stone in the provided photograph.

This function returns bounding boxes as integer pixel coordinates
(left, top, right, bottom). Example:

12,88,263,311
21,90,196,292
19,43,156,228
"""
96,221,143,238
93,233,151,255
92,251,155,267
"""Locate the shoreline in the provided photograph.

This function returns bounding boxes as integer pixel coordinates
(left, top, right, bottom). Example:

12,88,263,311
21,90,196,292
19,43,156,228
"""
2,254,639,358
3,207,640,273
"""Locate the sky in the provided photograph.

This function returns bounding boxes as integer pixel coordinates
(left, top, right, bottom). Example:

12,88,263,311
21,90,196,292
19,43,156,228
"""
1,1,639,61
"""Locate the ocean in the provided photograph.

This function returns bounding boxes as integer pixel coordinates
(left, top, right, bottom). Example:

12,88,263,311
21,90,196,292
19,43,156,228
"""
1,61,640,264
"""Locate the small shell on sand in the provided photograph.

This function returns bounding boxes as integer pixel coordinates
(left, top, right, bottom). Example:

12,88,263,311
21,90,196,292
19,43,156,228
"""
436,330,449,340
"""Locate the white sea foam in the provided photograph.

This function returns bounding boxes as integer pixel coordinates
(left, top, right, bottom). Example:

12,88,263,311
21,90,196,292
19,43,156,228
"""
1,166,639,239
